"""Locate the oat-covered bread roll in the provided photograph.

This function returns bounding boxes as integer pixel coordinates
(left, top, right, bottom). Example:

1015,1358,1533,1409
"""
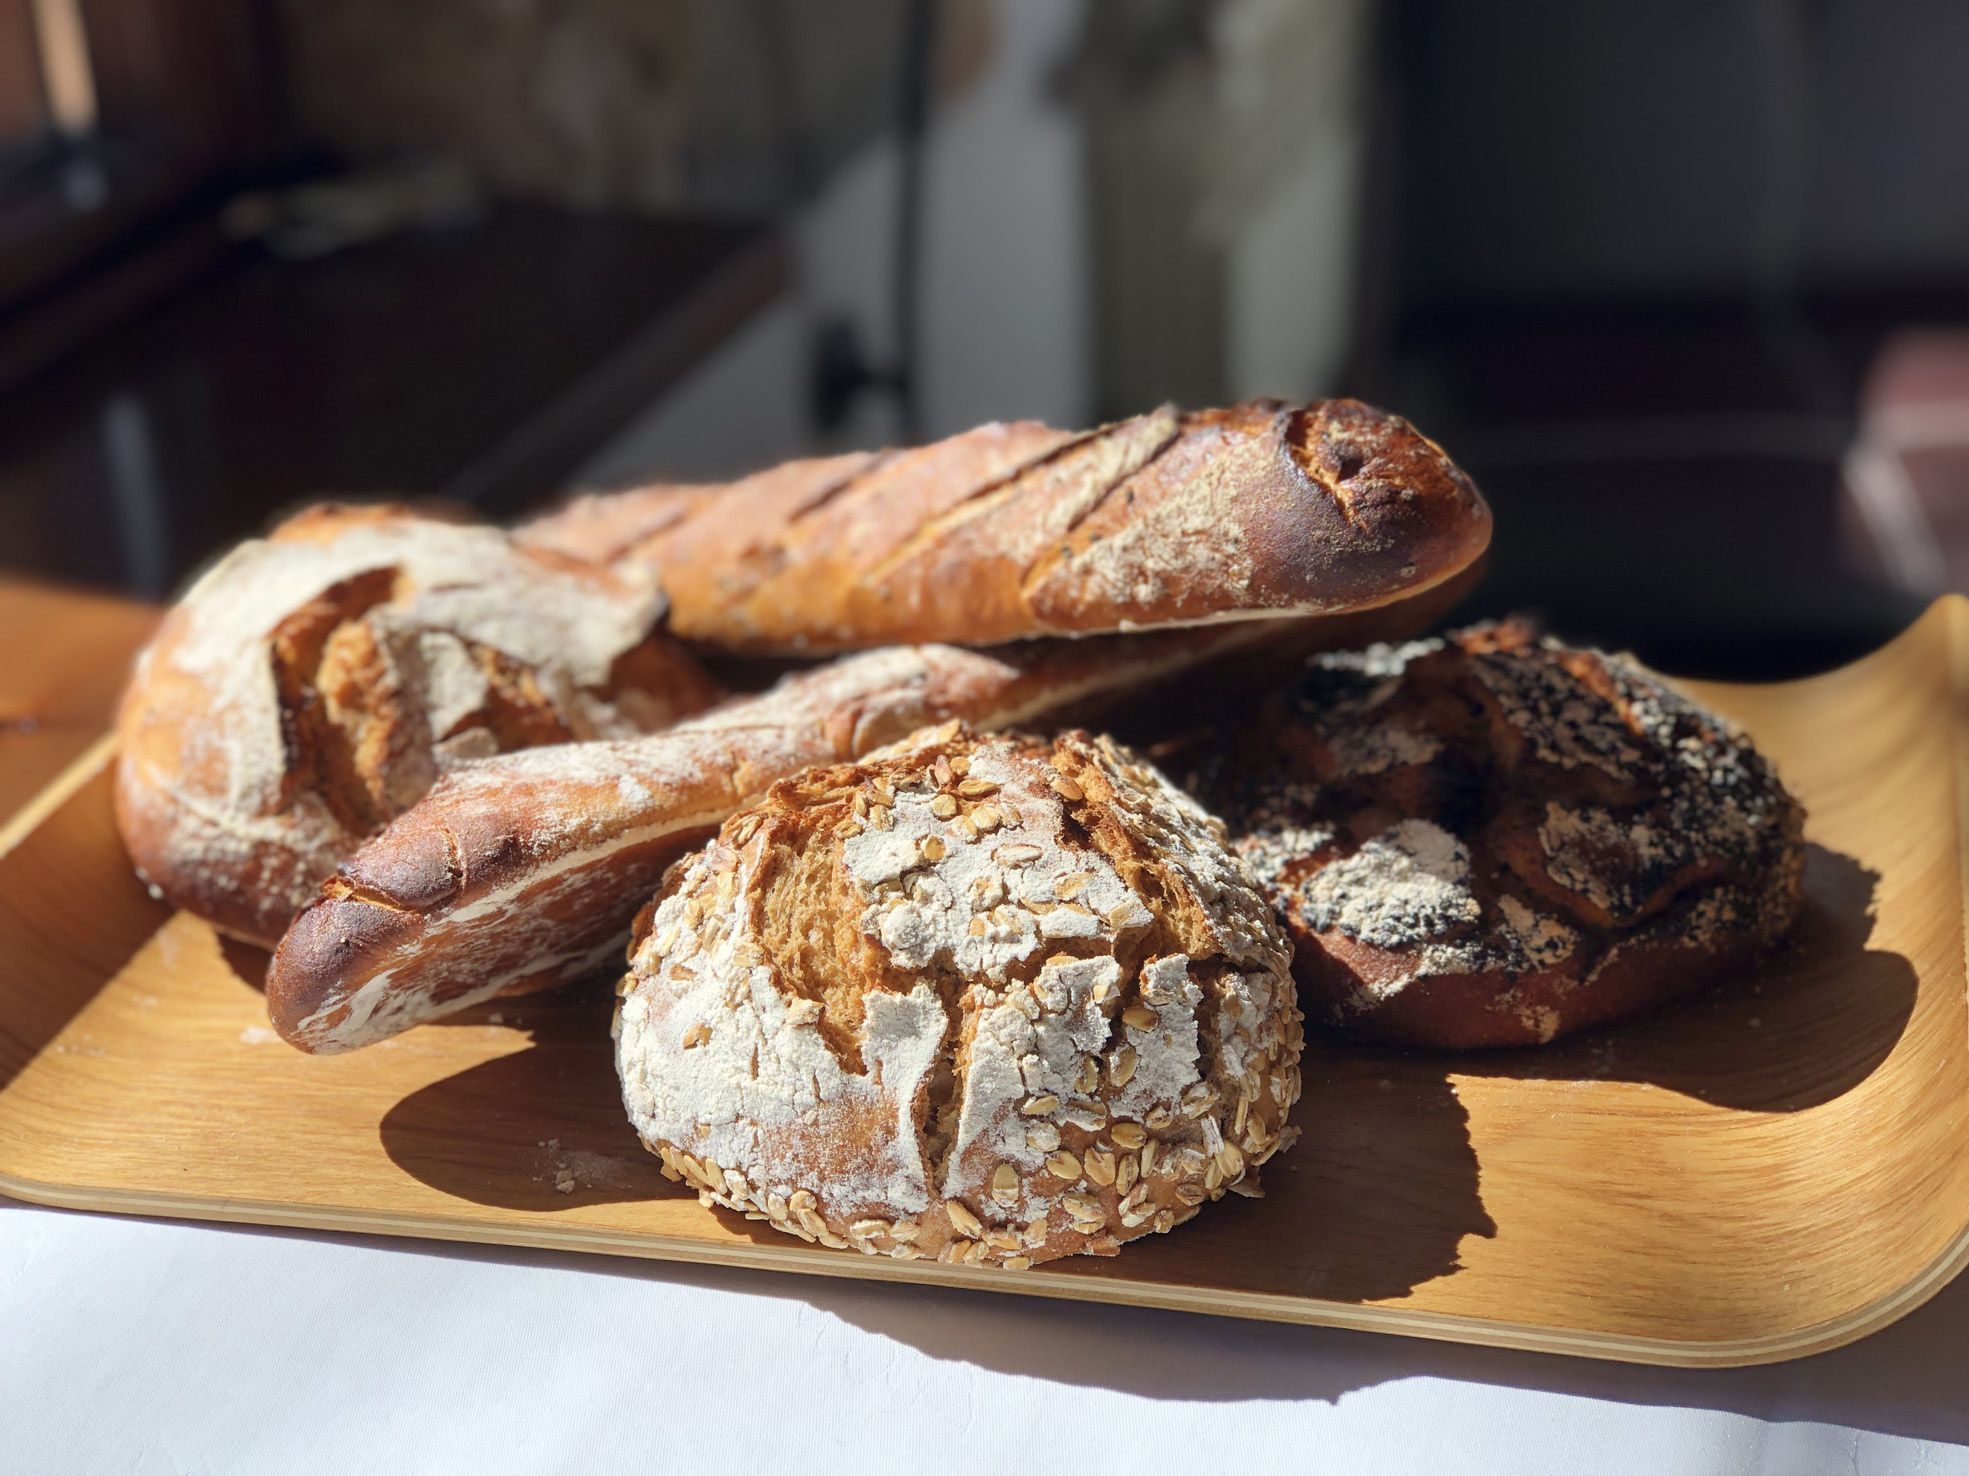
522,398,1490,654
615,724,1304,1267
115,504,719,945
1202,620,1805,1048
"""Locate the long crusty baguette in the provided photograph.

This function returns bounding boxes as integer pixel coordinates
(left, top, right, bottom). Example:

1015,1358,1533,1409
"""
265,584,1475,1054
266,632,1250,1052
517,398,1489,654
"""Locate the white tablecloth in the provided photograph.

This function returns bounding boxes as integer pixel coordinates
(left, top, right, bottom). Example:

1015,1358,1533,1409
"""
3,1198,1963,1474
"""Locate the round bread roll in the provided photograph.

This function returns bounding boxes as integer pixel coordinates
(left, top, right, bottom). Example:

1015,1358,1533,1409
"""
115,504,720,946
1203,620,1805,1048
614,722,1303,1267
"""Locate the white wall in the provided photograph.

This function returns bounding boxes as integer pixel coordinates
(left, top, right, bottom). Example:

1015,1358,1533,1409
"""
576,0,1091,487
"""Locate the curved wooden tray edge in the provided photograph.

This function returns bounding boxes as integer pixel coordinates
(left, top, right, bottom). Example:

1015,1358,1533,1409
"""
4,597,1968,1370
0,732,117,858
5,1162,1965,1368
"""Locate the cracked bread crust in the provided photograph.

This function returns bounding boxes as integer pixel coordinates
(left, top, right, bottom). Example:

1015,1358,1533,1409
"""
266,622,1365,1055
114,504,720,946
1202,620,1806,1049
519,398,1491,654
613,725,1304,1268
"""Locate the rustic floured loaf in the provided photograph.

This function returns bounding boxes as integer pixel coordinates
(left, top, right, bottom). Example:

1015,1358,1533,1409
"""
266,619,1351,1054
518,398,1490,654
1198,620,1806,1048
615,724,1303,1267
115,504,720,946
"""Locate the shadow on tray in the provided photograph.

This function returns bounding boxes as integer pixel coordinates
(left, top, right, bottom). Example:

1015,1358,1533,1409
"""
0,768,172,1095
383,1013,1496,1307
377,982,666,1213
355,830,1963,1443
377,991,1496,1304
373,843,1917,1392
379,840,1905,1220
1445,845,1914,1110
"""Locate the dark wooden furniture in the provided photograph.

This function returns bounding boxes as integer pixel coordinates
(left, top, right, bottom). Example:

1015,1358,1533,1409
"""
0,208,786,596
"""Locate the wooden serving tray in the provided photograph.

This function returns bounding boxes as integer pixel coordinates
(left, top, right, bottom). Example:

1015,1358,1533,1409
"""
5,599,1968,1367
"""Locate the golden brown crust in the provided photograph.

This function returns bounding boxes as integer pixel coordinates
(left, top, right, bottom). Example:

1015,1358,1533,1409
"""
1197,621,1806,1048
614,725,1303,1267
518,399,1491,654
270,601,1477,1055
265,626,1293,1052
114,504,720,946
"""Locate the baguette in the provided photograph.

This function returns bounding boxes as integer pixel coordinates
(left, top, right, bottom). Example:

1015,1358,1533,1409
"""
269,601,1458,1054
518,398,1489,654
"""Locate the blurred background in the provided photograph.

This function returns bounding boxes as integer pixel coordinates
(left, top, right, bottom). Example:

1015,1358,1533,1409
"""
1,0,1964,675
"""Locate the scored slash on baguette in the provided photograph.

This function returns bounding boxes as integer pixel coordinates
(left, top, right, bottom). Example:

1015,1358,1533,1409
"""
518,398,1490,654
267,396,1490,1054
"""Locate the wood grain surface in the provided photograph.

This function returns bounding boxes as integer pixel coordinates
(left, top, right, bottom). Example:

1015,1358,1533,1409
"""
1,593,1966,1367
0,578,157,818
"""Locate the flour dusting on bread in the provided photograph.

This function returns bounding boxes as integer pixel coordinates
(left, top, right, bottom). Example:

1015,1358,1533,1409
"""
114,506,717,945
1202,619,1805,1048
615,725,1303,1266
